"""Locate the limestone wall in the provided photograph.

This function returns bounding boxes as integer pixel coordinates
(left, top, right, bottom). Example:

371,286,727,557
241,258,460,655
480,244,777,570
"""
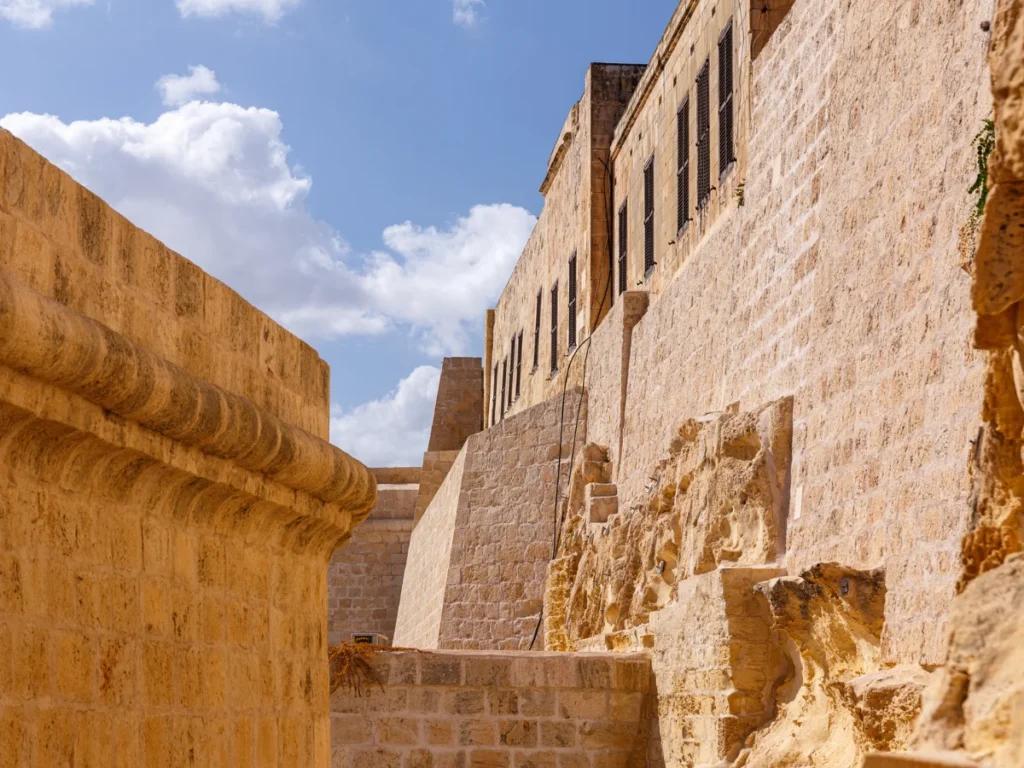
395,391,586,651
614,0,995,665
393,448,468,650
485,65,646,429
0,128,331,439
426,358,483,453
611,0,750,297
0,130,375,766
327,480,418,646
330,649,652,768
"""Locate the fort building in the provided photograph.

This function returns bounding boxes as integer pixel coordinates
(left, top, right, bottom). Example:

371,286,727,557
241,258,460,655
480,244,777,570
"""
330,0,1024,766
0,0,1020,765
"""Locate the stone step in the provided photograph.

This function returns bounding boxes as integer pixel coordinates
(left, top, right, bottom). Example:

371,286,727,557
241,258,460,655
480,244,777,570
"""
588,494,618,524
585,483,617,499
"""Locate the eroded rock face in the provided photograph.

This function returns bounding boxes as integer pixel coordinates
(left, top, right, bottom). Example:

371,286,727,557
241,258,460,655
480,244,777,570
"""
544,398,792,648
914,555,1024,767
738,565,928,768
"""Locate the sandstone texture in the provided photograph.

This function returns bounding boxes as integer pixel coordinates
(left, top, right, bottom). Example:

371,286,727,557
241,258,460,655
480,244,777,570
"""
913,555,1024,767
330,650,652,768
0,128,375,766
328,470,419,646
545,399,791,647
331,0,1024,766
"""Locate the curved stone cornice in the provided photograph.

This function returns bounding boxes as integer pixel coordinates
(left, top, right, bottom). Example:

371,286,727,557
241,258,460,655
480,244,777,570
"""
0,269,376,523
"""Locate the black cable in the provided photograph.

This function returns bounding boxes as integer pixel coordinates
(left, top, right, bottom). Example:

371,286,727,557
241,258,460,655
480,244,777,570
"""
528,151,619,651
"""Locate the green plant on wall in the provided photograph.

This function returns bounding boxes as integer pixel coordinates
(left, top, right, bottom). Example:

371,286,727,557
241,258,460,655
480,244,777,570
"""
969,119,996,221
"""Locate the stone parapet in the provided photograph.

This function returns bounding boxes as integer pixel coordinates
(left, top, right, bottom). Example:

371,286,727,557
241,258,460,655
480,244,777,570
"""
330,649,652,768
0,124,373,767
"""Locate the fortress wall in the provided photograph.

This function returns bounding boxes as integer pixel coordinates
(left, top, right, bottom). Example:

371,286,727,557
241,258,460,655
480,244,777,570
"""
0,130,374,767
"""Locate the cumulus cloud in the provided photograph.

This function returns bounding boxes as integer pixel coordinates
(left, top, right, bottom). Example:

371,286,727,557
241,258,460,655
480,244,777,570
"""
157,66,223,107
0,98,535,356
0,0,93,28
330,366,441,467
452,0,484,28
176,0,300,23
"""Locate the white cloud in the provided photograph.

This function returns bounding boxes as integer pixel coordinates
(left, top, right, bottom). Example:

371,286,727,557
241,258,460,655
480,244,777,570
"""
330,366,441,467
175,0,300,22
452,0,484,28
0,0,93,28
157,66,223,107
0,98,535,356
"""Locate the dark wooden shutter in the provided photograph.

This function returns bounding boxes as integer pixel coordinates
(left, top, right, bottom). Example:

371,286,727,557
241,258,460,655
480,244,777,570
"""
697,60,711,207
568,253,578,350
550,283,558,375
644,157,655,275
677,98,690,232
508,336,516,409
491,364,497,425
719,22,735,176
515,330,523,398
500,357,507,419
618,201,628,295
533,290,541,370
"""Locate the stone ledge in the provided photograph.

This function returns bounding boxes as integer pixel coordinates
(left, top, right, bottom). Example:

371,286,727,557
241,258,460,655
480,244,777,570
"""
0,269,376,523
862,752,981,768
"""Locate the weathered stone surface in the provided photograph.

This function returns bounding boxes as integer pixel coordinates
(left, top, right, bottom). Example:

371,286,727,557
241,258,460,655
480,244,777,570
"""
395,391,586,651
545,399,791,646
329,650,652,768
914,555,1024,767
0,129,374,767
736,565,926,768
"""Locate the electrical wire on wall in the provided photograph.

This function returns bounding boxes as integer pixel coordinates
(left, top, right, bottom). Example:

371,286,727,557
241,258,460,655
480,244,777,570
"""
528,152,619,651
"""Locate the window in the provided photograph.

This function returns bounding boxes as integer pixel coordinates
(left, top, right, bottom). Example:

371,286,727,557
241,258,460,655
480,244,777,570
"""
516,331,524,399
533,290,542,370
500,357,507,420
643,157,655,276
719,22,735,177
550,282,559,375
618,201,628,295
677,98,691,233
696,60,711,208
508,336,516,409
567,252,578,350
491,364,497,425
515,330,523,398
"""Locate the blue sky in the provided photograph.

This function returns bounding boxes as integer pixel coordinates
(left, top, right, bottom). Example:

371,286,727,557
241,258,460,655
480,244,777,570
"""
0,0,673,465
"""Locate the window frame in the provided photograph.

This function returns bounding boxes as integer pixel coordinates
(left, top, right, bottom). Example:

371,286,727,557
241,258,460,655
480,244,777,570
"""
532,290,542,372
718,21,736,181
618,200,628,295
549,282,559,376
696,59,712,209
677,97,691,235
643,155,656,278
567,252,578,352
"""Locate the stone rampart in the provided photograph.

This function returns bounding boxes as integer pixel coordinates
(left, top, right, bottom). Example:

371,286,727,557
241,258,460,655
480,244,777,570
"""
330,650,652,768
0,129,374,767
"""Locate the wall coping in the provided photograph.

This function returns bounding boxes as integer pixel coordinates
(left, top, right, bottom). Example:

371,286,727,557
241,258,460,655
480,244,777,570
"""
0,269,377,523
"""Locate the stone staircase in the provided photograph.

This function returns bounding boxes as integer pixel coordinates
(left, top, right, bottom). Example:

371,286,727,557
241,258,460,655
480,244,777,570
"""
581,446,618,524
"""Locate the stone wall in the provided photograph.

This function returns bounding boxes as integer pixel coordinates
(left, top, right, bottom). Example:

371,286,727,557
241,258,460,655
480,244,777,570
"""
395,391,587,651
416,358,484,521
426,358,483,453
611,0,750,297
485,65,646,429
614,0,995,665
0,129,331,440
393,449,468,650
330,649,652,768
328,474,419,646
0,130,376,767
